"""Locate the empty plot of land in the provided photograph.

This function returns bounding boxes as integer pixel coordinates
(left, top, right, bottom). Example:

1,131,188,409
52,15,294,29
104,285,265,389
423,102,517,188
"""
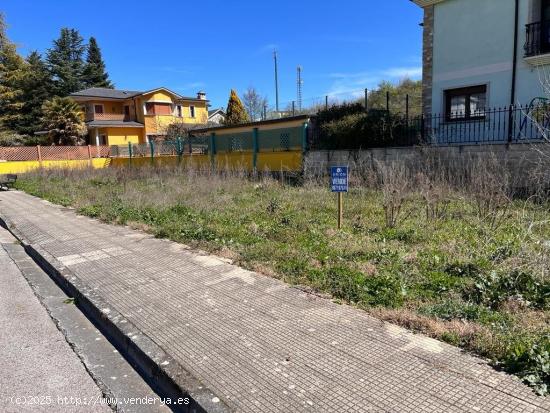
0,190,548,413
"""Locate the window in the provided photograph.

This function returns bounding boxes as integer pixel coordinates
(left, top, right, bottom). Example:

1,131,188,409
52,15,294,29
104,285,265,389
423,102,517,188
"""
94,104,104,114
124,105,130,117
145,102,172,115
176,105,182,117
445,85,487,121
189,105,196,118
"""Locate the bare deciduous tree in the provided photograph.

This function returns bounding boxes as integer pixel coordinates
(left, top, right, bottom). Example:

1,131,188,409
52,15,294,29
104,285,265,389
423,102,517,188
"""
242,87,268,121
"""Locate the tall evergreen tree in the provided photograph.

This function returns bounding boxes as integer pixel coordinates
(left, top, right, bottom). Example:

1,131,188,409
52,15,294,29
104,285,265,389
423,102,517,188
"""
18,51,53,135
224,89,250,126
0,13,28,132
0,12,7,48
46,28,86,96
83,37,113,89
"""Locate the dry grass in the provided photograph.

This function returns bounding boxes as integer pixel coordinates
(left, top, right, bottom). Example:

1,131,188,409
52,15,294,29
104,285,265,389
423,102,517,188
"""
14,157,550,394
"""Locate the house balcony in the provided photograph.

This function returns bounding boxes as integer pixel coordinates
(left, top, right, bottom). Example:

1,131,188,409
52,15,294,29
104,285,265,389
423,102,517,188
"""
524,21,550,65
86,113,137,122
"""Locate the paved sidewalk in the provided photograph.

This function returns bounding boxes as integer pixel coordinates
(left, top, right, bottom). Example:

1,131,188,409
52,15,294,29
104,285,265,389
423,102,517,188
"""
0,190,548,413
0,226,110,413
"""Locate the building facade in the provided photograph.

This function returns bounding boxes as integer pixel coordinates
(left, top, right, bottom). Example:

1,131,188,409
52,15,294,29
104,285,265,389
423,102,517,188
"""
208,108,226,125
70,87,209,146
414,0,550,118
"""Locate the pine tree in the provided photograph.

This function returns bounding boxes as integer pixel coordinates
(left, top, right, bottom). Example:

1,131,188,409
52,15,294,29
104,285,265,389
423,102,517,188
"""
224,89,250,126
46,28,86,96
0,13,28,132
41,96,87,145
0,12,7,49
83,37,113,89
17,51,53,135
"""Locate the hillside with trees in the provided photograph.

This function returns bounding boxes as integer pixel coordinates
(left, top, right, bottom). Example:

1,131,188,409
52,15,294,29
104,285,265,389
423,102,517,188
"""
0,13,112,146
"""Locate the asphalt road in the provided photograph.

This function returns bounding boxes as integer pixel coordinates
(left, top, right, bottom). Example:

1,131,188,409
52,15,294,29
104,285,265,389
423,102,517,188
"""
0,226,111,412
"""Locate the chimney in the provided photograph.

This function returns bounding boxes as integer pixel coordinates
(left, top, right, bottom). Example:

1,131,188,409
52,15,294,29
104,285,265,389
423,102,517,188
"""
197,91,206,100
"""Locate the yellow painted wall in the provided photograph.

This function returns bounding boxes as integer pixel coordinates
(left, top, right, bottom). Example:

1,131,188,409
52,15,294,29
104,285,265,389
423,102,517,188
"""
104,127,143,146
90,100,125,114
257,152,302,172
109,150,302,172
143,108,208,134
0,158,111,174
0,151,302,175
110,155,213,169
143,115,177,134
143,91,174,103
139,90,208,134
215,152,254,170
185,102,208,124
211,118,308,135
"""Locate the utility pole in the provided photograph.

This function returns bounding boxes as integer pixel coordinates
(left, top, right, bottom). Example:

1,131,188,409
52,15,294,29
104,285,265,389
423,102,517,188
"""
274,50,280,113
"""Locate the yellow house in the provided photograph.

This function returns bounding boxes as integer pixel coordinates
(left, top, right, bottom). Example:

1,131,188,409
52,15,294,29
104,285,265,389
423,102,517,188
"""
70,87,209,146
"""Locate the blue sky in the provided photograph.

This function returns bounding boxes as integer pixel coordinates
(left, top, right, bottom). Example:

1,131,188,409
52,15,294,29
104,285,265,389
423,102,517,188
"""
3,0,423,109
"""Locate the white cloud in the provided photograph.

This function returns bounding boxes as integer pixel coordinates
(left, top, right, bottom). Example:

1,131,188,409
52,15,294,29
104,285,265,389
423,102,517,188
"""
325,66,422,100
382,66,422,78
175,82,206,92
257,43,279,54
153,66,195,75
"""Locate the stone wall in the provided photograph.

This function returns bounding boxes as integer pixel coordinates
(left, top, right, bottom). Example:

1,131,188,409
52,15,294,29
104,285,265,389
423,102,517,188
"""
304,143,550,186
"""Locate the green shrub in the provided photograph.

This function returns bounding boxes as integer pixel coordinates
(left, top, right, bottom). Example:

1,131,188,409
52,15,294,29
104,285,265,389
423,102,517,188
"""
444,261,482,278
78,204,102,218
325,266,363,303
315,108,418,150
419,270,464,297
419,301,492,322
325,266,405,307
360,273,406,308
500,335,550,396
377,227,417,243
465,270,549,310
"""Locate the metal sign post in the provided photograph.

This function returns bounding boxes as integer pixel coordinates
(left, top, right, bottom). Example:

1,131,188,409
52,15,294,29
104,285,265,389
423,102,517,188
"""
330,166,348,229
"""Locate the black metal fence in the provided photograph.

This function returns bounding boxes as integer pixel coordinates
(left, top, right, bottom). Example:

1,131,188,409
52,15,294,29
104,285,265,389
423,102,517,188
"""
525,20,550,57
310,104,550,150
421,105,549,145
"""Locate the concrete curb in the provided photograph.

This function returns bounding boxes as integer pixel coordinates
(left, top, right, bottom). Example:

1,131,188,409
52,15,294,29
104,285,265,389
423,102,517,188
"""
0,214,232,413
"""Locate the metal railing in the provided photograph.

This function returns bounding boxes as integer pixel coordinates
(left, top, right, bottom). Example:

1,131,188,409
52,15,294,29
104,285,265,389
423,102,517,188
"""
423,105,549,145
311,105,550,150
525,20,550,57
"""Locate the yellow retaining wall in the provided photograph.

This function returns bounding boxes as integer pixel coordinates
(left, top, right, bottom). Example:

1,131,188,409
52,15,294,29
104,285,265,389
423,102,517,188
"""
0,158,111,174
215,152,254,171
109,150,302,172
0,151,302,175
257,152,302,172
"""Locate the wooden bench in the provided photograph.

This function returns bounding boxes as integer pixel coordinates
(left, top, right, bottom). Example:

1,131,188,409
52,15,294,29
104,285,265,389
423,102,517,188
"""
0,174,17,191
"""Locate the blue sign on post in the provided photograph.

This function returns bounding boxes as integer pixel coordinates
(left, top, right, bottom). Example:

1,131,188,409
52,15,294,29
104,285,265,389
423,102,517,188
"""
331,166,348,193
